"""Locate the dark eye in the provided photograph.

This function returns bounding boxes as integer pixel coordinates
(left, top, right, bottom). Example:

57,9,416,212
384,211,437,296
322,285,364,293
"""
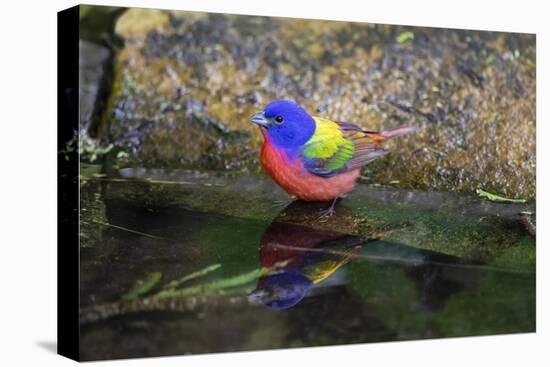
275,116,284,124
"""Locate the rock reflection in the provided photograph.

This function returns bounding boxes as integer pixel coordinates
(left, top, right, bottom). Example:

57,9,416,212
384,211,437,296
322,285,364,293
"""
250,201,365,310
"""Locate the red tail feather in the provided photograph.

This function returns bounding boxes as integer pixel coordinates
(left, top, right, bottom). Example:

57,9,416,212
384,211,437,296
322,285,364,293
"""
365,125,414,147
381,125,415,139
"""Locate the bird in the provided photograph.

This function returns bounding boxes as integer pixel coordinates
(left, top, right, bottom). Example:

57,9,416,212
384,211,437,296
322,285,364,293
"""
249,201,364,310
250,99,414,217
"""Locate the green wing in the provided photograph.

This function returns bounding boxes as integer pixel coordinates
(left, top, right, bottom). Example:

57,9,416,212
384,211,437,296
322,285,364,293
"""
301,117,387,177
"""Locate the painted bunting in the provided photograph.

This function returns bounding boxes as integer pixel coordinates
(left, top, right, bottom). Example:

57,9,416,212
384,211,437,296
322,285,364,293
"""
249,202,364,310
250,100,414,216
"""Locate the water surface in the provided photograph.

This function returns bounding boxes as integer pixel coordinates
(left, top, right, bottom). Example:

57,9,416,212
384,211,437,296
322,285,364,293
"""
79,170,535,360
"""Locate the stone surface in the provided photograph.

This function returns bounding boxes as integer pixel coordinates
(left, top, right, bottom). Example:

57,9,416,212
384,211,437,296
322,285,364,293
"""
102,9,535,198
79,40,111,137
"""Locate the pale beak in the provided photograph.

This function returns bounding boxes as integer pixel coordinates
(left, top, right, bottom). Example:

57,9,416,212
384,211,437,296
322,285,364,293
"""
250,111,269,127
247,289,268,303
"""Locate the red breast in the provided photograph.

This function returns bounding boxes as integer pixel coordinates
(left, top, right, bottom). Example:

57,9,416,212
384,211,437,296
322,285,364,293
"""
260,133,359,201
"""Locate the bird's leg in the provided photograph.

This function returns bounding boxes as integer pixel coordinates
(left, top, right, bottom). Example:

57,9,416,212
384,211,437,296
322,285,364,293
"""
319,197,339,219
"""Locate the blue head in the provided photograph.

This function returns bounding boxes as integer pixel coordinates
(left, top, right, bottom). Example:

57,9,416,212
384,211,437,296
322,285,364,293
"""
248,271,313,310
250,100,316,149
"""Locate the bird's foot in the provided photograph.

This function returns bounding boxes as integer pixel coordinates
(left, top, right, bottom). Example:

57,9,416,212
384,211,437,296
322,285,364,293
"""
318,207,336,219
318,198,339,220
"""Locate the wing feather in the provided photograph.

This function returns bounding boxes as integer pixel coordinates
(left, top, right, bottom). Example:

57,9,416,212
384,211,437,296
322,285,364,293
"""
301,118,395,177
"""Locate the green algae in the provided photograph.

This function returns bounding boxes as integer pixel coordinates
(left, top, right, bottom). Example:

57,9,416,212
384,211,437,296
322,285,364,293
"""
433,269,535,336
155,268,263,299
121,272,163,301
346,192,529,263
162,264,222,290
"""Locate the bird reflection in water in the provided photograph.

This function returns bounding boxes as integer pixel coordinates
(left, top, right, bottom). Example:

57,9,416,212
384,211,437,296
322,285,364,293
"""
249,201,365,310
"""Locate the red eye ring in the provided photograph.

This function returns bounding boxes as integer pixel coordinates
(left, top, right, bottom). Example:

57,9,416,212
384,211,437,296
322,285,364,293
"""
275,116,284,124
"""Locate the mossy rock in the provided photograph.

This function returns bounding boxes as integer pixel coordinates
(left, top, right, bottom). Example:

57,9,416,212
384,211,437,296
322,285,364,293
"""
103,8,535,199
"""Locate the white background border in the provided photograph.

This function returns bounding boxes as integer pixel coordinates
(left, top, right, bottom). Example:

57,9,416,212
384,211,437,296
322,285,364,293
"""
0,0,546,366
